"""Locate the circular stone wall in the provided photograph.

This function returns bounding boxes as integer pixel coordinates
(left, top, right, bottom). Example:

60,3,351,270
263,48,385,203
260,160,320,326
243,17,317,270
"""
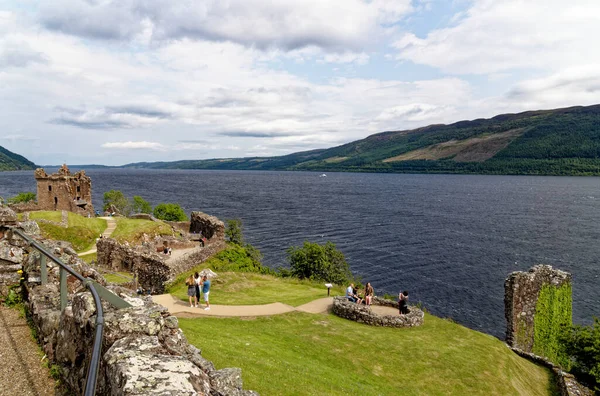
332,296,424,328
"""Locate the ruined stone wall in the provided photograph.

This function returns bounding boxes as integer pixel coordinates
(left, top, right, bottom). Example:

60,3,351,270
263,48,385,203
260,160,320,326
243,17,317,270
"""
35,165,94,216
166,240,227,280
504,265,572,359
97,238,170,294
1,216,257,395
190,211,224,241
332,296,424,328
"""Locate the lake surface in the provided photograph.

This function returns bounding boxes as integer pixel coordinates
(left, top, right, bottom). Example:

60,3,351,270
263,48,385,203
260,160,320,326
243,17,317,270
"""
1,169,599,338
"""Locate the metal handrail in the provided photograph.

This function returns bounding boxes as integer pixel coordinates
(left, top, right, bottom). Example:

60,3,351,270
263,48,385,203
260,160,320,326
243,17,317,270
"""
11,227,131,396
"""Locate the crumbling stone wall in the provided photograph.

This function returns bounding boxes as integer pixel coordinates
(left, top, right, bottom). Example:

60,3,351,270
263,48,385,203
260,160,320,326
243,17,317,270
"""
332,296,424,328
504,265,572,358
97,238,170,294
1,216,257,395
190,211,224,240
34,164,94,216
167,240,227,279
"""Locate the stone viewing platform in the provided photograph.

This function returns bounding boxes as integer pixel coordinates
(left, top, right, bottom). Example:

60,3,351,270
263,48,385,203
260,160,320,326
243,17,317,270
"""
332,296,424,328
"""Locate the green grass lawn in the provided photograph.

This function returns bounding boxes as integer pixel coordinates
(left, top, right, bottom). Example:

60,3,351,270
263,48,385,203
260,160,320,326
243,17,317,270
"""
111,218,173,244
179,312,557,396
170,271,344,307
79,252,97,263
32,211,107,252
102,271,133,284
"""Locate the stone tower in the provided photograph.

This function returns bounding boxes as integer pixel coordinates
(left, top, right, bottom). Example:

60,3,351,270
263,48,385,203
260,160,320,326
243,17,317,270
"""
34,164,94,216
504,265,572,364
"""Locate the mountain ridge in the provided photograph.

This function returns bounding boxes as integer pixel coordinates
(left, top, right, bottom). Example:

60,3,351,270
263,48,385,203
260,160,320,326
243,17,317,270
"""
0,146,37,171
123,104,600,176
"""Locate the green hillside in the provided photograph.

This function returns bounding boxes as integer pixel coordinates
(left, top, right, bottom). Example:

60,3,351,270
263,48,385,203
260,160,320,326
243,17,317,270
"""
124,104,600,175
0,146,37,171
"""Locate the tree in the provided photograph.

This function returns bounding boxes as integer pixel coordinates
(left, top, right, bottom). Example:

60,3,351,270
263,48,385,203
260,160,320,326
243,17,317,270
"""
131,195,152,214
103,190,129,214
8,192,36,204
287,241,353,285
560,318,600,392
153,203,187,221
225,219,244,245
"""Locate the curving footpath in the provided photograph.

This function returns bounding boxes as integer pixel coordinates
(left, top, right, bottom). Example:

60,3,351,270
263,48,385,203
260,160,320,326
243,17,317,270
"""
78,216,117,256
151,294,399,318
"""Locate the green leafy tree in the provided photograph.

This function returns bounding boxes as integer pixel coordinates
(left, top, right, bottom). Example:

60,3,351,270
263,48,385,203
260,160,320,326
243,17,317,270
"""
153,203,187,221
225,219,244,245
560,318,600,392
131,195,152,214
287,241,353,285
103,190,130,214
8,192,36,204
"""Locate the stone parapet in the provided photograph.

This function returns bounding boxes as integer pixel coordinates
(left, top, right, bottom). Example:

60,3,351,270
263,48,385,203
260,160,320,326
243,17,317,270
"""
332,296,424,328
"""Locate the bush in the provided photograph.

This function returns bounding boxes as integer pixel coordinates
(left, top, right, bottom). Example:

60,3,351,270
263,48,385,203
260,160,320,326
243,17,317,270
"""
131,195,152,214
287,241,353,285
560,318,600,392
103,190,130,214
225,219,244,245
153,203,187,221
8,192,36,204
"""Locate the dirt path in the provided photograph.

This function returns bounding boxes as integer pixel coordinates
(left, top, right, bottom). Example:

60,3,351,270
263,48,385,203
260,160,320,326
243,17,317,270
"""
0,306,56,396
165,247,199,264
78,216,117,256
152,294,336,317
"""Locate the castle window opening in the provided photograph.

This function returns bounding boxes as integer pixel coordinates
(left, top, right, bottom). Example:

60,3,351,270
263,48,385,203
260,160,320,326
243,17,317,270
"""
77,186,80,192
48,185,52,191
54,197,58,205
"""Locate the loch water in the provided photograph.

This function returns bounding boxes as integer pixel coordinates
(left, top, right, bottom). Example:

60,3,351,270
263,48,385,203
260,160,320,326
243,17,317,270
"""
1,169,599,338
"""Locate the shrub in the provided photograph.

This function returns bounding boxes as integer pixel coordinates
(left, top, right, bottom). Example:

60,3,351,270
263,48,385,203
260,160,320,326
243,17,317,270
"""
560,318,600,392
103,190,130,214
131,195,152,214
225,219,244,245
153,203,187,221
8,192,36,204
287,241,353,285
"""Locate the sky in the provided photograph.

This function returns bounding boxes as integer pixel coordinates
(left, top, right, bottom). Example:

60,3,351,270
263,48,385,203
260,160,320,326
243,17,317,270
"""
1,0,599,166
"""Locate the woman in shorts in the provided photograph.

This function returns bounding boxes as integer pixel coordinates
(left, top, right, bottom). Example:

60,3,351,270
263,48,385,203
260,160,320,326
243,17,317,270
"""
186,275,196,307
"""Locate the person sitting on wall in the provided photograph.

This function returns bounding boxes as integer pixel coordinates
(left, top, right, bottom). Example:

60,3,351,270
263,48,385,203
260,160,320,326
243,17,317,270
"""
346,283,358,303
353,284,363,305
398,290,409,315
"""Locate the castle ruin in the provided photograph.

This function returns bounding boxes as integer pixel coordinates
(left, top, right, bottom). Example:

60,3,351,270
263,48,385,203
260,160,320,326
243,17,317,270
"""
34,164,94,216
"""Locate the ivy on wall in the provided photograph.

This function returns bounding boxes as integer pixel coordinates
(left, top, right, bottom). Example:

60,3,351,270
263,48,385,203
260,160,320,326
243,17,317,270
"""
533,283,573,368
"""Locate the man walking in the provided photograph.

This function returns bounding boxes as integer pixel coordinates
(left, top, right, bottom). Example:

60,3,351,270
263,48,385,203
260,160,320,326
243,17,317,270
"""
202,275,211,310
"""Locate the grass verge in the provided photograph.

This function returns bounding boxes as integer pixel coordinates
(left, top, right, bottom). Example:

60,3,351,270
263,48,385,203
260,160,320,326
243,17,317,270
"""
33,211,106,252
111,218,173,244
180,312,557,396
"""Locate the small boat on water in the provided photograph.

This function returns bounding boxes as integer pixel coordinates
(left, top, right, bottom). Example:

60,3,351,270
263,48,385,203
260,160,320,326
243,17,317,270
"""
319,173,327,177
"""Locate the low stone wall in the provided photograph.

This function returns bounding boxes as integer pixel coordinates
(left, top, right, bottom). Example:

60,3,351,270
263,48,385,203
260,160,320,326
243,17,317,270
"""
97,238,170,294
509,347,593,396
332,296,424,328
167,240,227,280
190,211,224,240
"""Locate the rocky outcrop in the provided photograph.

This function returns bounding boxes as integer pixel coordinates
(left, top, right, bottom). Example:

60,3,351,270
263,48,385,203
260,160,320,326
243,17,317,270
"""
190,212,225,241
332,296,424,328
504,265,572,351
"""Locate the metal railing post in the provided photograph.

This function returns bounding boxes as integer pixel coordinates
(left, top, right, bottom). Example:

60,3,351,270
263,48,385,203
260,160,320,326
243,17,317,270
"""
40,255,47,285
60,268,67,311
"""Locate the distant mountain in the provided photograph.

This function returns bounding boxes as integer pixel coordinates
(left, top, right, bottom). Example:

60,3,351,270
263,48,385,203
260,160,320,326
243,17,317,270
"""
124,104,600,175
0,146,36,171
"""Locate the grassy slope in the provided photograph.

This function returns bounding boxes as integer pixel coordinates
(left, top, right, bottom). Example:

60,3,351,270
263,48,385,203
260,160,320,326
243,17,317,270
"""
110,217,173,244
0,145,36,171
167,245,345,306
33,211,107,252
180,312,557,396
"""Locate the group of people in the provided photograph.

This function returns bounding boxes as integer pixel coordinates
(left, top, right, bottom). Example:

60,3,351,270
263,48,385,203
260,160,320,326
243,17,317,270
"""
345,282,375,306
186,272,211,310
345,283,410,315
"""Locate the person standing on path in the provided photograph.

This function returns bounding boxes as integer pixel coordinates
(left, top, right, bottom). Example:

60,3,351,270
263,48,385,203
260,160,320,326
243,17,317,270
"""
202,275,211,310
194,272,201,308
365,282,374,306
398,290,409,315
185,275,197,307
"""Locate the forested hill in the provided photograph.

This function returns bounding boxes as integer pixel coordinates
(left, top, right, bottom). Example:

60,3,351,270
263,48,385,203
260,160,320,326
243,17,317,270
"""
0,146,36,171
124,104,600,175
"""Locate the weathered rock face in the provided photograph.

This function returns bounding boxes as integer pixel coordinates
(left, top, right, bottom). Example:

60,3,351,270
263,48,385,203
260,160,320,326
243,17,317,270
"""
97,238,170,294
504,265,572,352
332,296,424,328
190,212,225,241
0,206,17,225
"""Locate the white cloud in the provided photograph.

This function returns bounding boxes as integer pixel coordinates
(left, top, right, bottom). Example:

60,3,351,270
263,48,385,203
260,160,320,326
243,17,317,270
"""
394,0,600,75
102,141,166,150
40,0,413,51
